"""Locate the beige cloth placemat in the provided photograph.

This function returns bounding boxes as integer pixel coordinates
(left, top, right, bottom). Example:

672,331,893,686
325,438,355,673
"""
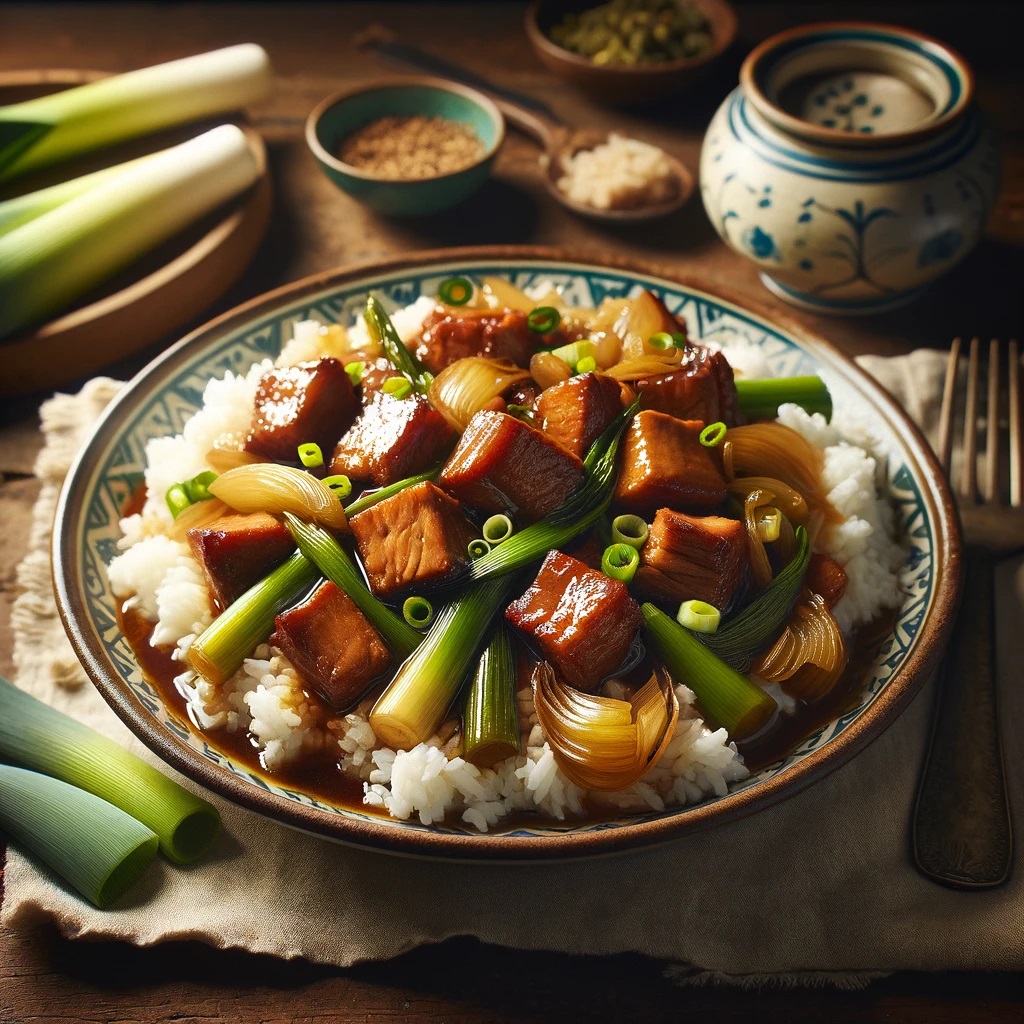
4,353,1023,986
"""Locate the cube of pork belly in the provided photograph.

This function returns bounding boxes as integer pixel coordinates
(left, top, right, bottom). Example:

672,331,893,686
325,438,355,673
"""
806,553,848,608
505,550,642,693
439,410,583,520
614,411,726,515
246,357,359,462
635,510,748,611
350,481,477,597
188,512,296,611
635,348,739,426
414,307,536,374
271,581,391,711
329,391,454,486
535,371,624,458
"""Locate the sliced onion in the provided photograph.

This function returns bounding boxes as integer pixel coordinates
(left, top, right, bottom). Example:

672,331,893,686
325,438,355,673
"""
427,357,531,431
530,351,572,390
532,663,679,792
479,276,536,312
742,489,776,590
751,591,847,702
206,446,268,473
604,350,684,381
728,475,809,525
208,463,347,530
167,498,231,542
612,290,680,359
726,423,842,527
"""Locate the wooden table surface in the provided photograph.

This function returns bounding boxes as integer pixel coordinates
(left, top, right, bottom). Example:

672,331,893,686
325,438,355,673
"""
1,2,1023,1020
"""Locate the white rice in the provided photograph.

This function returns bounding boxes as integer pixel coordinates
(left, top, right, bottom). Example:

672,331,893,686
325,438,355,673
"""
106,302,908,832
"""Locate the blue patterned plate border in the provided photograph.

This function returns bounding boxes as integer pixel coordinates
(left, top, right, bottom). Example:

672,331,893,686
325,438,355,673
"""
52,247,960,861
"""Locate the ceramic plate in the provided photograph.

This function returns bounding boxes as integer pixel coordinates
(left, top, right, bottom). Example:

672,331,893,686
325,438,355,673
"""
53,246,959,860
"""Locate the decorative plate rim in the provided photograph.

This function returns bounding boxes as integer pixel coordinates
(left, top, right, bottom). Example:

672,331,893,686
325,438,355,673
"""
52,244,961,862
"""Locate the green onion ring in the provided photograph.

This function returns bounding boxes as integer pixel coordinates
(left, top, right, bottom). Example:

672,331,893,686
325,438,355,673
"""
648,331,675,351
165,483,191,519
671,332,687,347
700,421,727,447
611,514,649,550
600,542,639,584
403,596,435,630
297,442,324,468
383,377,413,400
575,355,597,375
527,306,561,334
757,508,782,543
468,538,492,559
344,360,365,386
438,277,473,306
677,599,721,634
321,474,352,500
182,470,218,504
482,514,514,545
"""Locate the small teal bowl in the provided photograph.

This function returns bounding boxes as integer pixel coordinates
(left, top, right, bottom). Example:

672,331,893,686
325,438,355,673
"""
306,77,505,217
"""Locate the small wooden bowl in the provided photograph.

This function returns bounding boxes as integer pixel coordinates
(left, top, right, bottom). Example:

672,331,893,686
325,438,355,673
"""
0,70,272,399
525,0,738,106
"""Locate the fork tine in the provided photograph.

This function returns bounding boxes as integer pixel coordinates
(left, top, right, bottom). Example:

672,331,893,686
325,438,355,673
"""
984,338,1000,503
937,336,960,476
961,337,980,501
1011,338,1021,508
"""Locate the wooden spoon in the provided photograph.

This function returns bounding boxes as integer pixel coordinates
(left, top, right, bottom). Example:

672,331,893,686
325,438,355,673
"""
363,33,694,223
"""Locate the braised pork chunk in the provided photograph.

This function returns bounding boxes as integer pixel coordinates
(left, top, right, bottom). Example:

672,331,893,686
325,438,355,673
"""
535,371,625,458
440,410,583,521
635,348,739,426
350,481,477,598
246,357,359,462
505,550,643,693
414,307,536,374
187,512,296,611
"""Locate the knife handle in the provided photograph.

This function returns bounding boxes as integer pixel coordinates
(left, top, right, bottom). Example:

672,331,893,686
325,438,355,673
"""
912,551,1013,887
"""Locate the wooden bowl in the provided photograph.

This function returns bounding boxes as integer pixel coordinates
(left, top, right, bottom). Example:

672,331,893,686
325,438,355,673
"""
0,70,272,398
525,0,738,106
53,245,960,861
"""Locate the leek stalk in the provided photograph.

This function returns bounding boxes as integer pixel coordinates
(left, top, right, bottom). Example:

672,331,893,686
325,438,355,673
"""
344,468,440,516
0,677,219,864
364,295,433,392
188,550,319,686
285,514,422,658
468,398,639,582
370,576,516,751
462,624,521,768
0,44,272,182
0,764,158,908
0,124,260,340
698,526,811,670
642,604,777,740
735,376,832,422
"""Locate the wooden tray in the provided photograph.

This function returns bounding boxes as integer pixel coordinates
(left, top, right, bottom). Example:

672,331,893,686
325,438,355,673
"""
0,69,272,398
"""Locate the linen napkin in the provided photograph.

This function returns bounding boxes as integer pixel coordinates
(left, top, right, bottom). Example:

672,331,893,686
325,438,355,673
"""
4,353,1024,988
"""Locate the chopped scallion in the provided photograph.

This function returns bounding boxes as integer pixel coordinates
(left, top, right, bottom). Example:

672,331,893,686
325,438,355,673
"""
165,482,191,519
438,276,473,306
601,542,639,583
321,474,352,500
548,338,594,367
677,599,721,633
527,306,561,334
383,377,413,400
642,604,777,740
344,360,365,386
575,355,597,374
403,596,435,630
611,513,649,550
297,442,324,468
648,331,675,350
468,538,492,559
482,514,514,545
284,513,422,658
183,469,217,503
699,421,727,447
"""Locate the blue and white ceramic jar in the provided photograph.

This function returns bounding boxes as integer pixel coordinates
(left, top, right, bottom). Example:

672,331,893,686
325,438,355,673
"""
700,22,999,314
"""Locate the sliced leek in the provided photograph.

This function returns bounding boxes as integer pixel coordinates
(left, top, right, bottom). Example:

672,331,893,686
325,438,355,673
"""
0,677,218,864
734,376,832,422
0,764,159,908
462,624,521,768
0,124,260,340
0,44,272,182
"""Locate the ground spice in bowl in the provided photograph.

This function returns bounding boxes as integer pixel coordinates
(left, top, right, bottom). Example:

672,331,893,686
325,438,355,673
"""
338,115,485,179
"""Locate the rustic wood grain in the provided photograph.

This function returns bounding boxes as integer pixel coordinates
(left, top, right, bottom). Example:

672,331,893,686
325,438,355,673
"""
2,2,1023,1020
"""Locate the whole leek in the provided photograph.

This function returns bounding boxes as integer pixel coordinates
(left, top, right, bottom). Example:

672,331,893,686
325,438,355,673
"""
0,676,220,864
0,43,272,181
370,576,515,751
735,376,832,422
642,604,777,741
462,624,521,768
0,124,260,340
0,764,159,908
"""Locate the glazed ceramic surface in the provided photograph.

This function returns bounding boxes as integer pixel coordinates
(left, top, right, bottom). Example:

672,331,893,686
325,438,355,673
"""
306,78,504,217
700,23,999,313
53,248,958,860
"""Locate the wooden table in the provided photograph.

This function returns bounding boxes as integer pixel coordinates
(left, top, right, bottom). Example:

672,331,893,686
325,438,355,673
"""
2,3,1023,1020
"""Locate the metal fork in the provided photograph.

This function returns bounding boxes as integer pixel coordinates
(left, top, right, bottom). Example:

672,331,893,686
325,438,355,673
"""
912,337,1023,888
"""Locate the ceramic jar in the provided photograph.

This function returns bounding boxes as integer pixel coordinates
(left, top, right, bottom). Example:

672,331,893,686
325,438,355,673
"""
700,22,999,314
